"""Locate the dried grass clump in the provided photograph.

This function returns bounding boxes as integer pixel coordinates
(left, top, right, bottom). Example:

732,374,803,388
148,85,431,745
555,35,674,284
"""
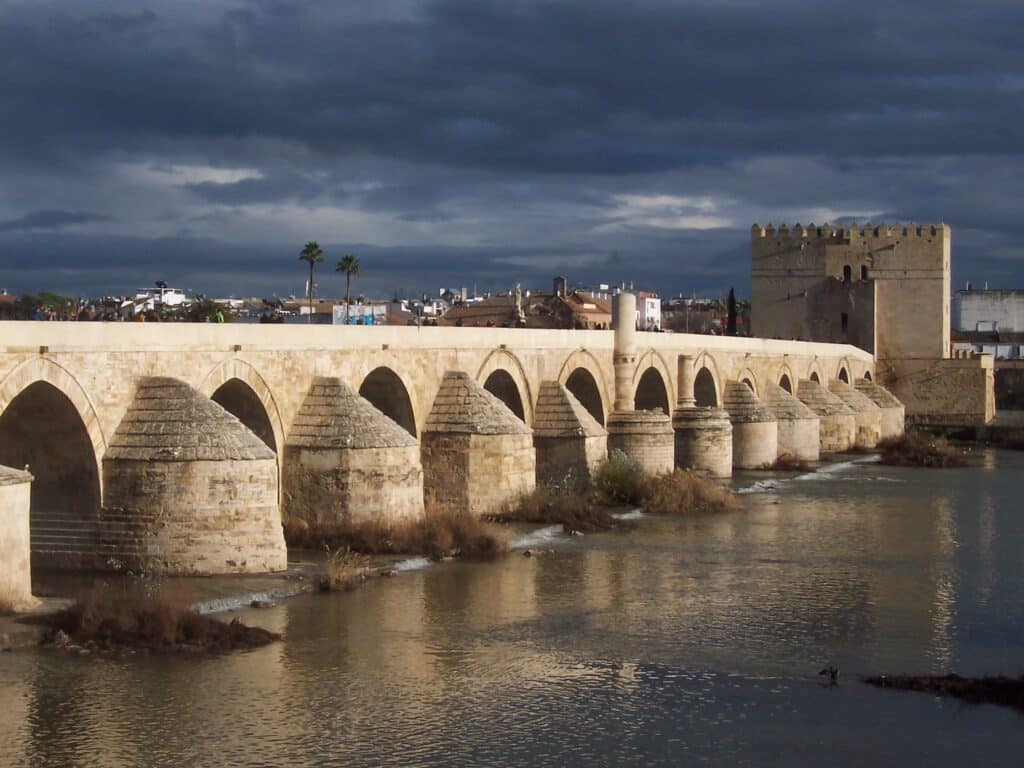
639,469,738,516
489,485,619,533
319,547,370,592
285,506,507,560
43,583,279,652
877,432,965,468
592,450,645,505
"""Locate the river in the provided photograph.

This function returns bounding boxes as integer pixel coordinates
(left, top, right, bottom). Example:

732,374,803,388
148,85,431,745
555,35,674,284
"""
2,450,1023,766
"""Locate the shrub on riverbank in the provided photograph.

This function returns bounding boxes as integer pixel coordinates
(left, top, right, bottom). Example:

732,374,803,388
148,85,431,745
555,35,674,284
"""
319,548,370,592
592,451,737,514
877,432,964,468
865,673,1024,712
489,485,619,533
42,583,280,653
285,507,507,560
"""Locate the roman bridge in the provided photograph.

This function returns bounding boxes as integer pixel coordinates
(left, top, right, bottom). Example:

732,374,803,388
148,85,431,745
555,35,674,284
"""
0,302,893,595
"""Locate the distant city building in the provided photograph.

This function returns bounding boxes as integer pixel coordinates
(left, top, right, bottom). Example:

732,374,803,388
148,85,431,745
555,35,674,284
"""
954,287,1024,332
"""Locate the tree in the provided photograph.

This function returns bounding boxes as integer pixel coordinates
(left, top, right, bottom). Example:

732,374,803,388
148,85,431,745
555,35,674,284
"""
336,253,361,324
298,241,324,323
727,288,737,336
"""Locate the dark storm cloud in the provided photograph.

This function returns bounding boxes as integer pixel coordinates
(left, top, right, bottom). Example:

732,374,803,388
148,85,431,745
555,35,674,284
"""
0,210,110,232
0,0,1022,296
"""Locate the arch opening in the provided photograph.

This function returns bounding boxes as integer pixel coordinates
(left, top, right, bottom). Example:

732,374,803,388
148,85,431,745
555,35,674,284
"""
211,378,277,451
360,367,418,436
694,368,718,407
484,369,525,421
810,371,821,384
741,378,754,392
842,264,852,282
861,265,869,281
779,374,793,393
635,367,670,414
838,368,850,384
863,371,872,382
565,368,605,426
0,381,101,568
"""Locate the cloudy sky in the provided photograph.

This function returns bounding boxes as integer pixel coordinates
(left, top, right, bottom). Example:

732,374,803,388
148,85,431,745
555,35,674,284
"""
2,0,1022,300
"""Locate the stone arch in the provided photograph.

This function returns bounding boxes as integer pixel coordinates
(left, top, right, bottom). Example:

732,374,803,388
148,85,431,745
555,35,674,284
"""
843,264,852,282
863,370,872,382
211,379,277,451
805,358,825,385
199,358,285,455
483,369,526,421
692,351,723,407
476,348,534,425
836,357,852,384
557,348,611,424
735,367,759,398
563,367,606,426
632,348,675,410
777,363,795,393
809,371,821,384
0,378,102,568
359,366,418,437
634,367,670,414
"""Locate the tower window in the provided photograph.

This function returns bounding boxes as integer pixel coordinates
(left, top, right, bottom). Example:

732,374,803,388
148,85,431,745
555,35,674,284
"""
861,265,868,281
841,312,849,333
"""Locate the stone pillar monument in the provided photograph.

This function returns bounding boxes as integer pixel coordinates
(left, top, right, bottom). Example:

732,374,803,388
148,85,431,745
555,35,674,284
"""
606,292,675,476
672,355,733,478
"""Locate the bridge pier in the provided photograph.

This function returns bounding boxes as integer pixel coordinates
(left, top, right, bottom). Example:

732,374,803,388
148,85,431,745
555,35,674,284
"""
421,371,535,516
607,292,674,474
796,379,857,454
533,381,607,489
282,378,424,529
672,355,733,477
762,381,820,464
829,381,882,450
723,381,778,469
855,379,906,439
100,378,286,575
0,465,35,611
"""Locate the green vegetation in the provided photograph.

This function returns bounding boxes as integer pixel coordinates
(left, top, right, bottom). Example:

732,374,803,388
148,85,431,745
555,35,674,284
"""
336,253,361,322
0,291,77,320
494,451,737,533
42,583,279,653
877,432,965,468
298,240,324,322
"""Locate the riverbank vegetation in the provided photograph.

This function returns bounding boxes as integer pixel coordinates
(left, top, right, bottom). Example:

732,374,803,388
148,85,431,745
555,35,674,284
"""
41,583,279,653
493,452,737,532
865,673,1024,712
284,506,507,560
877,432,965,468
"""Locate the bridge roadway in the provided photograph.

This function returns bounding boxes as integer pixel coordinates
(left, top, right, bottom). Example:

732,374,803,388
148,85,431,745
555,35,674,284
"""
0,320,874,580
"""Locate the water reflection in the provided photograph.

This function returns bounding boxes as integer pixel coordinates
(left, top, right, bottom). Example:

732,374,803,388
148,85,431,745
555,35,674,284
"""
3,450,1024,766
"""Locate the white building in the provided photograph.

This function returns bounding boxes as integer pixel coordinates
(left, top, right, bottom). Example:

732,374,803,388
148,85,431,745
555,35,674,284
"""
955,288,1024,332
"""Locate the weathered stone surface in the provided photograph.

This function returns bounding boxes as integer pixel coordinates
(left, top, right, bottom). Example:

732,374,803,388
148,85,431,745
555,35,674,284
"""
0,465,35,611
855,379,906,439
422,371,535,516
828,380,882,449
106,377,275,462
607,409,674,476
282,377,424,527
533,381,607,487
672,407,733,478
796,379,857,453
723,382,778,468
101,378,285,575
762,381,820,463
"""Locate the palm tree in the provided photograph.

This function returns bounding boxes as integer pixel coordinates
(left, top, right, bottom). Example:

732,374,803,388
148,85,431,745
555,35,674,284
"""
336,253,361,324
298,241,324,323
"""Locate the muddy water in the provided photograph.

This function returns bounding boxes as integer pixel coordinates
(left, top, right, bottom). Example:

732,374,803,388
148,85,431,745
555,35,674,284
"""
2,450,1023,766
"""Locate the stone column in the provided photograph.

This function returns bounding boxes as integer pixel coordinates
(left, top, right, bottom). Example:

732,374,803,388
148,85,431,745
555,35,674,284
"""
612,292,637,411
0,465,37,612
677,354,696,409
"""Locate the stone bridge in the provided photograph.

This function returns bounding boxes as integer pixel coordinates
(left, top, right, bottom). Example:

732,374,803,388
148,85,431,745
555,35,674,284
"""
0,302,890,595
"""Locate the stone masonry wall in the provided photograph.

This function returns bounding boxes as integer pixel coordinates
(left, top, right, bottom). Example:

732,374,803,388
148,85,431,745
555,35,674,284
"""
101,458,285,575
0,468,34,611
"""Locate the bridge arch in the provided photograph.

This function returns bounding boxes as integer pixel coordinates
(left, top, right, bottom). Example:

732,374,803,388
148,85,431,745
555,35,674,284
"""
736,367,760,397
477,348,534,424
359,366,418,437
199,358,284,455
777,363,796,394
0,363,104,566
633,349,674,413
692,351,723,407
557,349,610,426
836,357,852,384
804,358,825,386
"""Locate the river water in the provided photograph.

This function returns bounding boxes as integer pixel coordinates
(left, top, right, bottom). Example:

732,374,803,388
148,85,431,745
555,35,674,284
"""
2,450,1024,766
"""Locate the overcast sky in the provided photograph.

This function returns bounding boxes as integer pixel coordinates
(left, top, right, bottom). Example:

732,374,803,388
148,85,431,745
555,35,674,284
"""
2,0,1022,299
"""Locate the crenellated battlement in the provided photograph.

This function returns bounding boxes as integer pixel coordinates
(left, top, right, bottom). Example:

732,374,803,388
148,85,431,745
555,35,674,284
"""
751,222,949,241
